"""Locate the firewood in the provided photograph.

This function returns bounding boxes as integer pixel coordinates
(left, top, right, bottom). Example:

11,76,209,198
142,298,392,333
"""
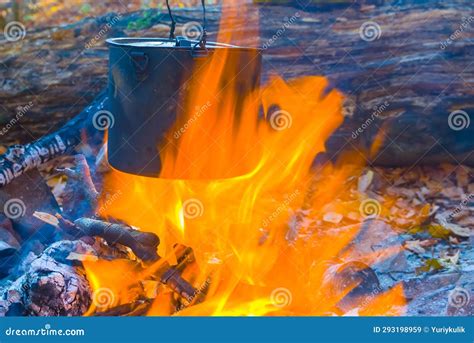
161,268,197,303
62,217,160,262
0,92,108,188
154,245,198,304
0,240,93,316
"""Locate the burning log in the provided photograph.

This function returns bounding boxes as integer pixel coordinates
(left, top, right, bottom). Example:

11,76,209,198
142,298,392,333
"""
57,216,160,262
153,245,198,305
82,244,197,316
0,92,108,188
161,268,197,304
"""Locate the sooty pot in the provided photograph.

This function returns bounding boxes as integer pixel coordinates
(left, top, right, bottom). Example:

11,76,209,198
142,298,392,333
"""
106,37,262,177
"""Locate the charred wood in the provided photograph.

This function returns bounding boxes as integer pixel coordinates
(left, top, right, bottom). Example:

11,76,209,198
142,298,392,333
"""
0,92,108,188
60,217,160,262
0,240,93,316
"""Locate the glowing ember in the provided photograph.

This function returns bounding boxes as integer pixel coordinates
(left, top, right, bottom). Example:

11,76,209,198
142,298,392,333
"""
83,0,406,316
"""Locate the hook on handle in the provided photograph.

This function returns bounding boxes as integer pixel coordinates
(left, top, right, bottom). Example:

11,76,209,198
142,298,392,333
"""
166,0,176,39
166,0,207,47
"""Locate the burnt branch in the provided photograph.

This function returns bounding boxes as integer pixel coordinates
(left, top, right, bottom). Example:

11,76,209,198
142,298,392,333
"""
0,92,108,188
60,217,160,262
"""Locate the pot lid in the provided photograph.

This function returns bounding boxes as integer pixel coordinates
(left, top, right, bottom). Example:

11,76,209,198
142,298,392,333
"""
106,37,258,51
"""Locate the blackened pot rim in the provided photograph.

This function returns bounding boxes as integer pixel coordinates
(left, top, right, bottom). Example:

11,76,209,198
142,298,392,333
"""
106,37,261,52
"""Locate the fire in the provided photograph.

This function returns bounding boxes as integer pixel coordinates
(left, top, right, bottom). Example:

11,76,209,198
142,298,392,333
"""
83,0,406,316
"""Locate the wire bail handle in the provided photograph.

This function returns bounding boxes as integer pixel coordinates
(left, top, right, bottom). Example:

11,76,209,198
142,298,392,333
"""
166,0,207,49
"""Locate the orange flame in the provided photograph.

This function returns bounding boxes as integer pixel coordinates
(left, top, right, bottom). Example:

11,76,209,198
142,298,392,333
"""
83,0,406,316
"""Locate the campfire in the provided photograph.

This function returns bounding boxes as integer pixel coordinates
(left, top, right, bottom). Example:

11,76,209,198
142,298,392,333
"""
0,0,472,318
79,2,407,317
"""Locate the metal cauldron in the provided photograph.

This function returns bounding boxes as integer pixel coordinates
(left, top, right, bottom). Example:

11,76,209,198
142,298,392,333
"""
106,37,262,177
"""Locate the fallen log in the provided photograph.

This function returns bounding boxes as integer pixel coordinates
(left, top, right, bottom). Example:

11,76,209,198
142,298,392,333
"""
0,1,472,169
0,92,108,187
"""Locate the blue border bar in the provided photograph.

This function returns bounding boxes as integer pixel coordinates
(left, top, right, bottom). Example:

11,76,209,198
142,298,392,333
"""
0,317,472,343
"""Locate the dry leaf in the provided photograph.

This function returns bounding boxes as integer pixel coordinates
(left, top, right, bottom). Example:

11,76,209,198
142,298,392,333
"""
416,258,444,274
443,223,471,237
435,214,472,237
